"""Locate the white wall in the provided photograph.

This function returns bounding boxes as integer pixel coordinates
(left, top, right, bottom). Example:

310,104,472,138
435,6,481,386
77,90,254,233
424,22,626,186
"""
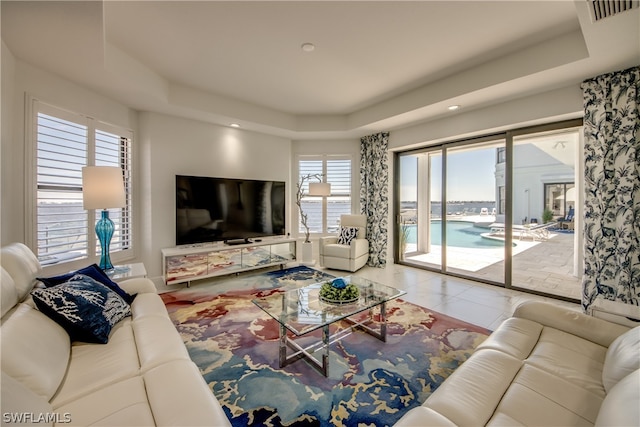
1,52,138,275
389,85,583,150
1,42,17,245
139,112,292,283
0,52,293,283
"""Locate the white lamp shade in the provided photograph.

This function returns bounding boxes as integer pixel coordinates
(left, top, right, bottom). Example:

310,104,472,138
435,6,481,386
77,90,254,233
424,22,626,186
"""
82,166,126,209
309,182,331,196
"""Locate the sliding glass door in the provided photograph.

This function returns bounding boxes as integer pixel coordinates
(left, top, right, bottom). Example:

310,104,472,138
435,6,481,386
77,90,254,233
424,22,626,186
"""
510,129,581,299
397,139,505,285
445,141,505,284
395,120,583,301
398,150,442,270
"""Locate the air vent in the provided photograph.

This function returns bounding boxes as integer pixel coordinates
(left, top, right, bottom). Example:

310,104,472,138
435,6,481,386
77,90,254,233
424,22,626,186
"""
590,0,639,22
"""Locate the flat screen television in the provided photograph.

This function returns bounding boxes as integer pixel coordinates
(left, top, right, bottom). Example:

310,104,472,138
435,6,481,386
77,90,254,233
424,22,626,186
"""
175,175,286,246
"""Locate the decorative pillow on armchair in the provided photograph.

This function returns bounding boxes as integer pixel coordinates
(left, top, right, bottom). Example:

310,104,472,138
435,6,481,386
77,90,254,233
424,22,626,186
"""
337,226,359,245
31,274,131,344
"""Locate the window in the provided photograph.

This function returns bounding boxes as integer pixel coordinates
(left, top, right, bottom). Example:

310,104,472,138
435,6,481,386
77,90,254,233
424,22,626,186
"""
544,182,574,218
33,101,133,266
298,155,352,235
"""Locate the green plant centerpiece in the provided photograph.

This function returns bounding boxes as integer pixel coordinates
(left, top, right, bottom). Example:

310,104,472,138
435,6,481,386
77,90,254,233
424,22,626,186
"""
319,278,359,304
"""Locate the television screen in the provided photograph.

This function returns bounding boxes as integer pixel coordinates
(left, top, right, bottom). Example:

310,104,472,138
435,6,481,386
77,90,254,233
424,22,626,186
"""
176,175,286,245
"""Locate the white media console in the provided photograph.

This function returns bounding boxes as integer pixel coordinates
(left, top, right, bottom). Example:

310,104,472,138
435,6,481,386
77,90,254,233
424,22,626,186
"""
162,237,297,285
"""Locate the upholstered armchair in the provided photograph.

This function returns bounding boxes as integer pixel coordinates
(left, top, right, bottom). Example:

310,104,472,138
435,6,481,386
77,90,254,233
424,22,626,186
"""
319,214,369,272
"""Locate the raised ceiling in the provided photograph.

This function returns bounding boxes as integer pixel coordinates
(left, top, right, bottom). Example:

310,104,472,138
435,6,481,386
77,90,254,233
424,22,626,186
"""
2,1,639,139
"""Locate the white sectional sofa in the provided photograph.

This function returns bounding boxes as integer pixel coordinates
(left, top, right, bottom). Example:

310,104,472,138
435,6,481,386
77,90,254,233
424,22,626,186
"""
395,300,640,426
1,243,231,426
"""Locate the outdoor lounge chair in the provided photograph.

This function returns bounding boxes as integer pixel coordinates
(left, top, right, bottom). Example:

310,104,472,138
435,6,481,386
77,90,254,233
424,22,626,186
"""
557,208,574,230
525,222,556,240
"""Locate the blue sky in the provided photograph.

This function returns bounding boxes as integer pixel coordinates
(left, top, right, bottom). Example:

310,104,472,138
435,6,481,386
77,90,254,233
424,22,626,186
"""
400,147,497,201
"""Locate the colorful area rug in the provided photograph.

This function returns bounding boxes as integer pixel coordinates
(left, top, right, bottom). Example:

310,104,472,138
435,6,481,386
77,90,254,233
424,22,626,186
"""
161,266,490,427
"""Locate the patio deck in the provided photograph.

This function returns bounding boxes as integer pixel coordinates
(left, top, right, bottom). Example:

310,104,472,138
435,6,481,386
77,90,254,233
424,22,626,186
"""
404,229,581,301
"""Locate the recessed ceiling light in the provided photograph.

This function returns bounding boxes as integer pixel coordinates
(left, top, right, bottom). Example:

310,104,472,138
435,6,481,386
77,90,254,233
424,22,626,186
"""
448,105,461,111
230,123,240,128
301,43,315,52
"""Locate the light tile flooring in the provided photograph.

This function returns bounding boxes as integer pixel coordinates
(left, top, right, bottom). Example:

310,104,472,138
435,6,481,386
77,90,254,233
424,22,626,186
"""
164,261,582,331
321,262,581,331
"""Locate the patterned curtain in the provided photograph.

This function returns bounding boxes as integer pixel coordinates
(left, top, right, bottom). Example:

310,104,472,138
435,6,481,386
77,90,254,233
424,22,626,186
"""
581,66,640,311
360,132,389,267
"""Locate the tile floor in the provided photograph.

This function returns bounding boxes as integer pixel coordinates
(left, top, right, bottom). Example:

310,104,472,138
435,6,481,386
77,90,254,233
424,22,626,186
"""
321,262,581,331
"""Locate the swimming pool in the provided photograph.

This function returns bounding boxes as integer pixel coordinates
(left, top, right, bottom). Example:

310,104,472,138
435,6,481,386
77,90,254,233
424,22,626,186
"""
404,221,505,249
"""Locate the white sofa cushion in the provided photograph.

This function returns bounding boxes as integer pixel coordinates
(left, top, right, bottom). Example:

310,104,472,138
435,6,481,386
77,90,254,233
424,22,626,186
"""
1,372,54,427
129,292,171,320
476,317,542,360
54,376,156,427
602,325,640,392
1,267,19,317
133,316,191,372
424,349,523,426
0,243,42,300
491,364,603,425
1,304,70,400
595,369,640,427
394,406,456,426
524,327,607,396
143,359,230,426
50,319,140,407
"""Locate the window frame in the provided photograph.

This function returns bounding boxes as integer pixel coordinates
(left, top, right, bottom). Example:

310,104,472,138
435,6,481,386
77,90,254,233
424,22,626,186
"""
296,154,355,237
26,98,134,270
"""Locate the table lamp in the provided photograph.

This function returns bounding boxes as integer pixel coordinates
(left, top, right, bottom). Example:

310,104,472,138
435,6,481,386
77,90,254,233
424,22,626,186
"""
82,166,126,270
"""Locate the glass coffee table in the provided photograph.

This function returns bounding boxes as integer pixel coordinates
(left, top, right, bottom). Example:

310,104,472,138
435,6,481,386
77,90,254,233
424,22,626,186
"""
252,276,406,376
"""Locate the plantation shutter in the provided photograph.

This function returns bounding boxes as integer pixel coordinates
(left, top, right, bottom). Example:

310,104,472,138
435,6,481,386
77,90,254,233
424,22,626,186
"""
36,112,89,264
298,156,352,235
326,158,351,232
299,159,323,233
94,128,132,254
34,100,133,266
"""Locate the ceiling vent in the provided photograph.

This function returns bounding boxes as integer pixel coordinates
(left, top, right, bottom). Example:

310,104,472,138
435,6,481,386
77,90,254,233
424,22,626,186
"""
590,0,639,22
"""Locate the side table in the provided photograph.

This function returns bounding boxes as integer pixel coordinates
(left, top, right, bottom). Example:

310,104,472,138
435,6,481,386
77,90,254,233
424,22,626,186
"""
107,262,147,283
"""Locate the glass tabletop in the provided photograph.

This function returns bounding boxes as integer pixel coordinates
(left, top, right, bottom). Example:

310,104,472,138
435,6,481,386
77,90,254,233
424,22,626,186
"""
252,276,406,336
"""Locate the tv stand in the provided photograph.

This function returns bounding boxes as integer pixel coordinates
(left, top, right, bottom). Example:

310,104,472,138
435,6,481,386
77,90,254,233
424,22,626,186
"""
224,238,250,246
162,237,296,286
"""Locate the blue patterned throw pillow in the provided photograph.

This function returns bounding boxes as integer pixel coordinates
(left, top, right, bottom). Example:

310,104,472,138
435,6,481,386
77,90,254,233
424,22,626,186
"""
38,264,136,304
31,274,131,344
337,226,359,245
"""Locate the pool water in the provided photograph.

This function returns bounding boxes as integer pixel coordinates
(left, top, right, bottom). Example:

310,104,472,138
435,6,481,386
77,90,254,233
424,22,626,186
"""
405,221,505,249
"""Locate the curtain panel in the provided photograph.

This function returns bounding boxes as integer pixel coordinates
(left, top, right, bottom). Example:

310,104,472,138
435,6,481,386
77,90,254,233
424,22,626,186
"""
360,132,389,267
581,65,640,311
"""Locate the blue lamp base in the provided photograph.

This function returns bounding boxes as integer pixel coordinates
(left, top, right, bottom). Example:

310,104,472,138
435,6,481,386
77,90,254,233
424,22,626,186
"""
96,209,115,270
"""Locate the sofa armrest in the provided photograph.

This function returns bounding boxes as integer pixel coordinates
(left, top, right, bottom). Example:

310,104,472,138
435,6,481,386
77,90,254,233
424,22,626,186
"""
589,296,640,327
118,278,157,295
513,301,630,348
350,238,369,258
319,236,338,256
394,406,457,426
320,236,338,245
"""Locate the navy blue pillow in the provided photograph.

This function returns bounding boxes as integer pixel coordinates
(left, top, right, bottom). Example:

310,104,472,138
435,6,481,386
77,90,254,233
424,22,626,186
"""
38,264,136,304
31,274,131,344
